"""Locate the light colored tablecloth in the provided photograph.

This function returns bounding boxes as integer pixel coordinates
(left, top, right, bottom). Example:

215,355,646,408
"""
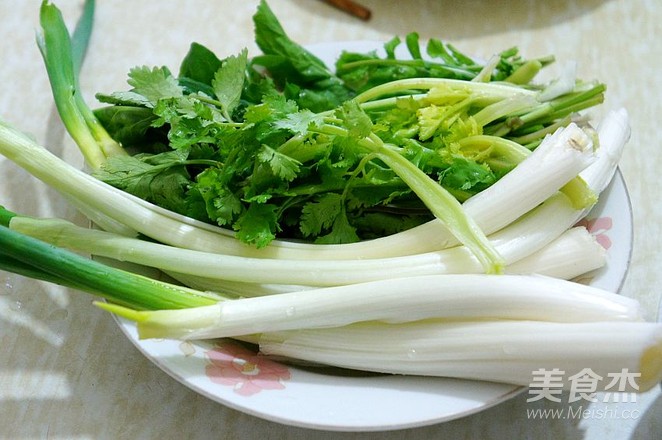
1,1,660,438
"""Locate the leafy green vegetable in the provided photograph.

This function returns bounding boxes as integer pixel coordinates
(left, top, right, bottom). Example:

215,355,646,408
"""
93,152,194,215
178,42,223,92
36,0,605,265
126,66,184,107
251,0,353,112
212,49,248,121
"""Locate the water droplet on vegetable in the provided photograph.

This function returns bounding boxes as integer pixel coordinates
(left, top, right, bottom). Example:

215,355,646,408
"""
285,306,296,317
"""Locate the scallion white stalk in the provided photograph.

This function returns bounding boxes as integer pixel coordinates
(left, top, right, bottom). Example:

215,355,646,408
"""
581,108,630,194
258,320,662,391
165,226,606,297
6,191,603,288
164,277,312,298
537,60,578,101
99,274,643,340
505,226,606,280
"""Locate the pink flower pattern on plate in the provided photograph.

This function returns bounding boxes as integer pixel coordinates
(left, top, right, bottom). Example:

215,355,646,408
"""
577,216,613,250
204,340,291,396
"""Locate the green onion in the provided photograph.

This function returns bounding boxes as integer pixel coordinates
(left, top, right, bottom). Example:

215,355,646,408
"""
259,320,662,392
99,273,643,340
0,221,220,310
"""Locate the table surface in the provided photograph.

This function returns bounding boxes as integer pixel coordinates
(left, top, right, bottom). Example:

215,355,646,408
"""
1,1,661,439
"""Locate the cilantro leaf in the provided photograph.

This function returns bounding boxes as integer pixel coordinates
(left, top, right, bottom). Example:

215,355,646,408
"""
192,167,243,226
335,101,373,139
300,193,343,237
272,109,325,135
439,157,496,195
233,203,279,248
93,151,192,214
257,145,301,182
314,210,360,244
299,192,359,244
126,66,184,107
93,105,158,147
95,90,153,108
212,49,248,121
353,212,429,239
243,93,298,125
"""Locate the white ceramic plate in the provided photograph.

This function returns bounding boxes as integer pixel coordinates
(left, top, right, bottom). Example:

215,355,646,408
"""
111,42,634,431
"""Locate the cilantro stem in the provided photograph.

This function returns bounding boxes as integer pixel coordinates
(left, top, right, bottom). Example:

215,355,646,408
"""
190,93,229,113
508,115,573,147
353,78,536,104
336,58,479,80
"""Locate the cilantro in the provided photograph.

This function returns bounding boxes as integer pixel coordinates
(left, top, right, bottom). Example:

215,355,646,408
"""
233,203,279,248
257,145,301,182
212,49,248,121
88,0,591,252
300,193,344,237
353,212,430,239
439,157,496,199
314,211,360,244
193,167,243,226
93,105,158,148
301,193,359,244
335,101,373,139
93,151,193,214
273,109,325,135
126,66,184,107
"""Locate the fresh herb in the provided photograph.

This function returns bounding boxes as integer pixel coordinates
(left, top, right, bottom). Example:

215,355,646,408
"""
78,1,602,253
35,0,604,267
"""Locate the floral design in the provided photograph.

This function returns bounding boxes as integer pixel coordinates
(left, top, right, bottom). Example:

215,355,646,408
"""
204,340,291,396
577,216,613,250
